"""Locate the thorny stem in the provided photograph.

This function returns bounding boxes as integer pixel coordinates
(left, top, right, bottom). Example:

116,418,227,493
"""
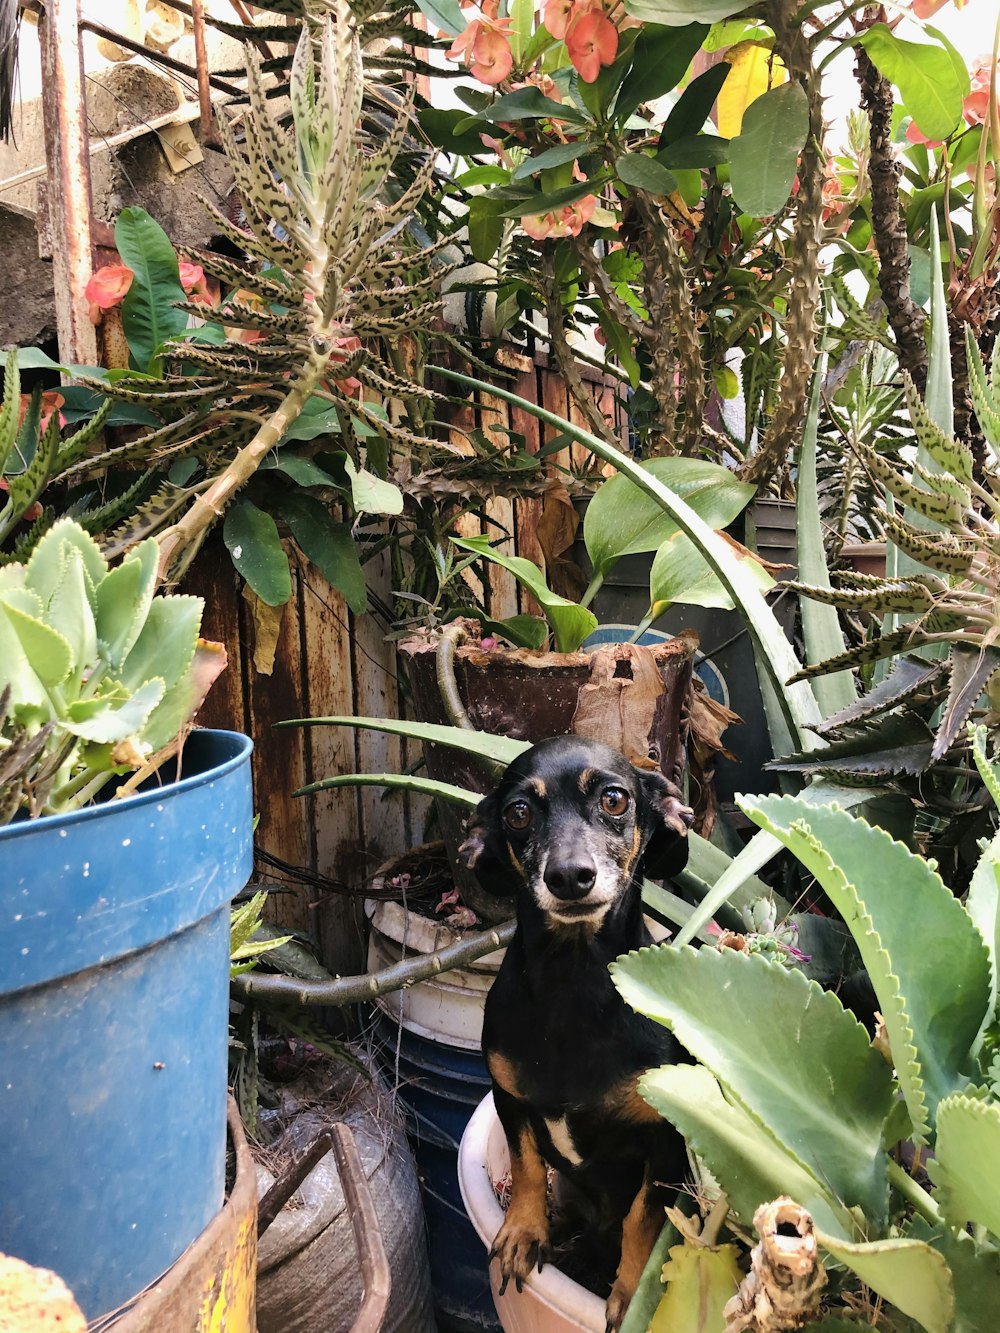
741,0,826,487
542,251,620,447
854,29,928,392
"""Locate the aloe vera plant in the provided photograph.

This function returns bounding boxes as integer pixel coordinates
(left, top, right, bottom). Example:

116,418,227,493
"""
0,518,225,821
611,725,1000,1332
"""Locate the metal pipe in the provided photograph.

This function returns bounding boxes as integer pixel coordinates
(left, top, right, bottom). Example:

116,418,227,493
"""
38,0,98,367
189,0,219,148
76,17,244,97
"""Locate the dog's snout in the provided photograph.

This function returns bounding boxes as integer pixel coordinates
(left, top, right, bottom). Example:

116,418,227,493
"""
544,855,598,900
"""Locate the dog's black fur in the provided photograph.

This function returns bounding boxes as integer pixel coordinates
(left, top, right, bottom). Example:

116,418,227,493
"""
460,735,694,1331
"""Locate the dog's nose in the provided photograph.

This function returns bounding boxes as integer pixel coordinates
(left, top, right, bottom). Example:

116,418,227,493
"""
544,856,597,900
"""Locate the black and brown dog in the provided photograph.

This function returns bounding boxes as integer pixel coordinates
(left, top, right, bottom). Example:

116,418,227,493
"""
459,735,694,1331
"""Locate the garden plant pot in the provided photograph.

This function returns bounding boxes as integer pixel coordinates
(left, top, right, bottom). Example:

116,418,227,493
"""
458,1094,604,1333
0,728,254,1321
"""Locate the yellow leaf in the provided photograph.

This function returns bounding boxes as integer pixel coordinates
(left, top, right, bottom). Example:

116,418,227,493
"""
648,1243,743,1333
717,42,787,139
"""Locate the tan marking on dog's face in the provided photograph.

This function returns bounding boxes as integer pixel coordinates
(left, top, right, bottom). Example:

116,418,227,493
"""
577,767,596,795
527,777,546,800
507,842,524,876
488,1052,525,1100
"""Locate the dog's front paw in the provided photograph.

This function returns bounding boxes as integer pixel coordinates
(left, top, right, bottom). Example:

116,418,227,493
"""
604,1278,634,1333
489,1214,549,1295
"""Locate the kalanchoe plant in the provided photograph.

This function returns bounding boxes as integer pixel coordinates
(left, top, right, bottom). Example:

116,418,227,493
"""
613,724,1000,1331
0,518,225,822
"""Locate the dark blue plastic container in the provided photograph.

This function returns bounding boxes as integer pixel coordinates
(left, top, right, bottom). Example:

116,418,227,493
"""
374,1013,501,1333
0,729,253,1319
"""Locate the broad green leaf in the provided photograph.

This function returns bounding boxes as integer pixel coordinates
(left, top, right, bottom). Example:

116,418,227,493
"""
931,1094,1000,1239
650,531,773,611
115,207,189,372
469,196,505,263
276,404,342,444
451,535,598,652
141,638,224,752
817,1232,953,1333
743,796,991,1143
614,24,708,123
417,107,493,157
857,25,966,144
728,80,808,217
796,367,857,717
512,142,588,180
659,65,730,147
616,153,678,195
344,457,403,516
223,500,292,607
509,0,534,59
478,87,588,124
964,833,1000,1038
613,945,893,1221
412,0,464,37
624,0,753,26
459,165,517,188
717,41,786,138
277,492,368,613
648,1241,742,1332
62,677,165,743
909,1220,1000,1333
585,457,755,576
280,713,529,767
639,1064,856,1237
120,595,201,693
495,175,611,220
0,601,73,689
657,135,729,169
270,454,343,488
489,613,548,649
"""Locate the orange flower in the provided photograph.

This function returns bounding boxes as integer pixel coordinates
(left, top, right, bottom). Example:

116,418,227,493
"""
542,0,574,38
964,54,997,126
565,4,618,84
84,263,134,324
906,119,943,147
910,0,967,17
446,16,514,86
178,260,215,306
328,330,363,398
17,391,65,435
521,194,597,239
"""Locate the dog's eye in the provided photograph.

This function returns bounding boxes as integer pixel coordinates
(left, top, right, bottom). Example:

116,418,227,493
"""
600,788,630,817
503,800,533,832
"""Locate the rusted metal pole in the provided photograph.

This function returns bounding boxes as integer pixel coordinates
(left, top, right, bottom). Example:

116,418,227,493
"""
190,0,219,149
38,0,98,367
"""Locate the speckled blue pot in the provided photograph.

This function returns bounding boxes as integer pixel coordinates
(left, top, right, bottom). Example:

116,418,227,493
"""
0,729,253,1319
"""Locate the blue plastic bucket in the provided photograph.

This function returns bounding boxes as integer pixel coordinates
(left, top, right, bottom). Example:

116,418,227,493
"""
0,729,253,1319
374,1013,501,1332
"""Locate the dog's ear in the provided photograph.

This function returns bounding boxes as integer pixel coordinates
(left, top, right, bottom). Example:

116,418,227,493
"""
458,792,523,895
635,768,694,881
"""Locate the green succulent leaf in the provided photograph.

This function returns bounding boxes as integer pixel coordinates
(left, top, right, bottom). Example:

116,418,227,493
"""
639,1063,856,1238
0,599,73,689
930,1094,1000,1239
742,796,992,1143
24,518,106,610
62,677,165,743
94,537,159,669
816,1231,954,1333
45,549,98,689
612,945,893,1221
224,500,292,607
119,596,202,694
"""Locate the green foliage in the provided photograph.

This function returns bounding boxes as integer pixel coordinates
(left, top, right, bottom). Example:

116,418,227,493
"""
613,792,1000,1329
0,518,224,820
727,81,809,217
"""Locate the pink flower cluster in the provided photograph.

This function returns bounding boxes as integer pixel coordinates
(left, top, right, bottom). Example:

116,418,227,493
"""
446,0,619,87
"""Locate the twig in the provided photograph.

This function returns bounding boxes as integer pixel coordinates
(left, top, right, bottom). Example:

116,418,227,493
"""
542,251,620,447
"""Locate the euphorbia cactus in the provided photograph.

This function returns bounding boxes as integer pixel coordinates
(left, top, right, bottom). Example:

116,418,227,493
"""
0,518,225,821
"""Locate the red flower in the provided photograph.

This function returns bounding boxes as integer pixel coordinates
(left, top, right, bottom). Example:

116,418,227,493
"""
84,263,134,324
446,16,514,86
565,4,618,84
